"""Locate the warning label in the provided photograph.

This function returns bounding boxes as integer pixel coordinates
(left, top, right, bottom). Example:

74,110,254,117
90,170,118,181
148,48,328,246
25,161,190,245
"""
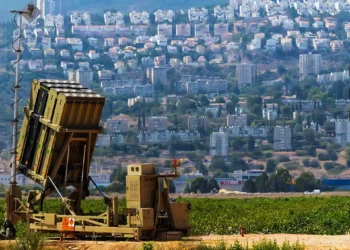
62,217,75,231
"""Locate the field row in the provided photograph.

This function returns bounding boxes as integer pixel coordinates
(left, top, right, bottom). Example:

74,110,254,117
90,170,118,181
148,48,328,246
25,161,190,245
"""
1,196,350,235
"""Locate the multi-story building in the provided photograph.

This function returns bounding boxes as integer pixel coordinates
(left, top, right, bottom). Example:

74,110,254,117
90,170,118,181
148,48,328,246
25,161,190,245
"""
262,103,278,120
210,132,229,156
188,116,207,132
148,116,168,131
227,114,248,127
273,126,292,151
104,11,124,25
76,69,93,88
176,24,191,37
214,23,229,36
129,11,150,25
317,70,349,84
153,10,175,23
147,66,168,85
220,126,268,138
37,0,62,18
157,24,173,37
299,53,322,77
188,7,208,23
138,131,200,144
186,79,228,94
105,118,128,133
281,97,322,112
194,24,210,37
236,63,257,87
334,119,350,147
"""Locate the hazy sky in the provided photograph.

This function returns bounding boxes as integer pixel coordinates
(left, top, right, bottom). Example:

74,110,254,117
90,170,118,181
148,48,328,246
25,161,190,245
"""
0,0,32,22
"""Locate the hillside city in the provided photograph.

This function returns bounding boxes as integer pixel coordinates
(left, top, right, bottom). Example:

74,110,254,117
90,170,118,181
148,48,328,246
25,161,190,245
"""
2,0,350,194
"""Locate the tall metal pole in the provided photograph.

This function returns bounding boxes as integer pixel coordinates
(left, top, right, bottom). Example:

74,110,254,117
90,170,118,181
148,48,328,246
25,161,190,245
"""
11,14,23,184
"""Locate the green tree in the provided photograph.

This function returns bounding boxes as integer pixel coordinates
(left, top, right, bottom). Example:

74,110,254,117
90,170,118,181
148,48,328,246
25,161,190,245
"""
242,179,257,193
247,136,255,151
197,162,208,176
255,172,268,192
266,159,277,173
107,181,124,193
210,156,229,172
295,172,320,192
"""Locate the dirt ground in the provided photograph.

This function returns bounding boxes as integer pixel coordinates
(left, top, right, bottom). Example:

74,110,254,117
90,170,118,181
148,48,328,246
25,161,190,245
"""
2,234,347,250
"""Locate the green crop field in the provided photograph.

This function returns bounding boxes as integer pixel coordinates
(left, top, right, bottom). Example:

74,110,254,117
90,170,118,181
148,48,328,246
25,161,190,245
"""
1,196,350,235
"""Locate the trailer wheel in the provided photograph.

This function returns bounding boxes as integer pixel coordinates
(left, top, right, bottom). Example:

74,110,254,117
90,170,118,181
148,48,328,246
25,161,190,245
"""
3,220,16,239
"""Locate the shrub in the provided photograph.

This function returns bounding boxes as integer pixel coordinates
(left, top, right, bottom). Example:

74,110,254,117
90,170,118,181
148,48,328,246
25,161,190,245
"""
263,151,273,158
317,152,329,161
309,160,320,168
324,162,335,171
283,163,300,171
10,228,46,250
277,155,290,162
142,242,154,250
295,150,306,156
302,158,310,167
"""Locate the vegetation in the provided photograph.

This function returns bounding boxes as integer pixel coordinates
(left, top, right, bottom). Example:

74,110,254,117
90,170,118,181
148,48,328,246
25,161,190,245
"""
1,196,350,236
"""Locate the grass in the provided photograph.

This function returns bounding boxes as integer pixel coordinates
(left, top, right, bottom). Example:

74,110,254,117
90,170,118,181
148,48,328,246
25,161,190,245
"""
143,240,305,250
283,162,300,171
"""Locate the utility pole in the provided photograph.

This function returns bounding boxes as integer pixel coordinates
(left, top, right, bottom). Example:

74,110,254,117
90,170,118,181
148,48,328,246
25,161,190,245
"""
3,4,40,237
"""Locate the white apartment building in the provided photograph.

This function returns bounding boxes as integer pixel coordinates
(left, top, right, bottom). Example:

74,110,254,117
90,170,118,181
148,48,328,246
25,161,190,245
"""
210,132,229,156
317,70,349,84
262,103,278,120
157,24,173,37
220,126,268,138
138,131,200,144
188,116,207,132
105,118,128,133
148,117,168,131
154,10,175,23
236,63,257,87
104,11,124,25
129,11,150,25
299,53,322,77
176,24,191,37
188,7,208,23
227,114,248,127
334,120,350,147
273,126,292,151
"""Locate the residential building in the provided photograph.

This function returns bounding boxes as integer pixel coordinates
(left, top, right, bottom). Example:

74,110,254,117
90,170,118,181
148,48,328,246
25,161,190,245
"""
148,116,168,131
317,70,349,83
236,63,257,87
104,11,124,25
299,53,322,77
176,24,191,37
262,103,278,120
214,23,229,36
273,126,292,151
129,11,150,25
188,116,207,132
154,10,175,23
186,78,228,94
210,132,229,156
69,69,93,88
147,66,168,85
227,114,248,127
195,24,210,37
157,24,172,37
220,126,268,138
139,131,200,144
188,7,208,23
334,120,350,147
105,118,128,133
